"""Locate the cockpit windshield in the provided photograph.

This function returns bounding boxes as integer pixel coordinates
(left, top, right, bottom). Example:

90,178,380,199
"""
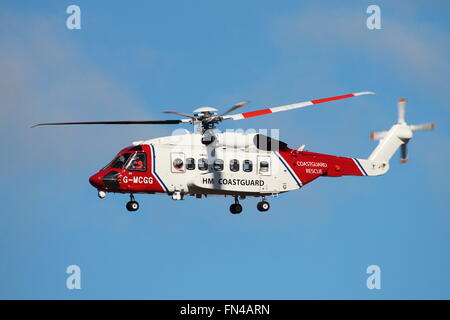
110,153,132,169
124,152,147,171
103,151,147,171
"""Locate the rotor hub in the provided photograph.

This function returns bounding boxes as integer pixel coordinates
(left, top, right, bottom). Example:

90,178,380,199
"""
193,106,218,119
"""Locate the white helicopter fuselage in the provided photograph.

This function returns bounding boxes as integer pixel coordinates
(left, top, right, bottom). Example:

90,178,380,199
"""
133,131,299,198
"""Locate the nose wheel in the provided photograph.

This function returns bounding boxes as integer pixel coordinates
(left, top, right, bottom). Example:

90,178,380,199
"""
229,196,243,214
126,194,139,212
257,197,270,212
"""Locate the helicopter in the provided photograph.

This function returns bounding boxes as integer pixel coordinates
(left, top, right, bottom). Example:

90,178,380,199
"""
33,92,434,214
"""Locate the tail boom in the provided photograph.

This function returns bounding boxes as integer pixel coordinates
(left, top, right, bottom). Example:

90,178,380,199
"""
277,98,433,188
278,150,387,187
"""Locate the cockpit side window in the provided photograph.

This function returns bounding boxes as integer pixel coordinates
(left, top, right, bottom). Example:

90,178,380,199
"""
125,152,147,171
111,153,132,169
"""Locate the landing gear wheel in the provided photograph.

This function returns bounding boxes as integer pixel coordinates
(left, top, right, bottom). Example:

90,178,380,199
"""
126,194,139,212
126,201,139,212
257,201,270,212
230,196,243,214
229,203,243,214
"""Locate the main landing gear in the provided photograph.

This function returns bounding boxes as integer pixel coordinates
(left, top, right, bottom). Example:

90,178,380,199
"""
229,196,243,214
257,197,270,212
257,200,270,212
126,194,139,212
229,196,271,214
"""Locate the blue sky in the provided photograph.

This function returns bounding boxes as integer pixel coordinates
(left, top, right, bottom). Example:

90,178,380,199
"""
1,0,449,299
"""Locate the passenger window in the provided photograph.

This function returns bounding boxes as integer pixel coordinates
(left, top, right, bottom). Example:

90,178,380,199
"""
125,152,147,172
173,158,184,171
213,159,224,171
259,161,269,173
243,160,253,172
198,158,208,171
230,159,239,172
186,158,195,170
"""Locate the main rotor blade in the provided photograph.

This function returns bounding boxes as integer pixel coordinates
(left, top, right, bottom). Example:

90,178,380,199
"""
31,120,183,128
162,110,197,120
204,101,251,124
220,101,250,117
221,91,376,121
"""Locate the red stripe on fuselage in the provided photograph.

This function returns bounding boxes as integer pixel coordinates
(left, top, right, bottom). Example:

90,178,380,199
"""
242,108,272,118
278,148,365,186
311,94,354,104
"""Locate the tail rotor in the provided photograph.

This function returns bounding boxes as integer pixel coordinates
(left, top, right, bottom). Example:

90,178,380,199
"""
400,143,408,163
369,98,435,163
409,122,435,132
397,98,406,124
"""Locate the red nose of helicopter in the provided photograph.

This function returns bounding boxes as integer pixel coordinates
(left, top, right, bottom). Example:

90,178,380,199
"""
89,172,103,189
